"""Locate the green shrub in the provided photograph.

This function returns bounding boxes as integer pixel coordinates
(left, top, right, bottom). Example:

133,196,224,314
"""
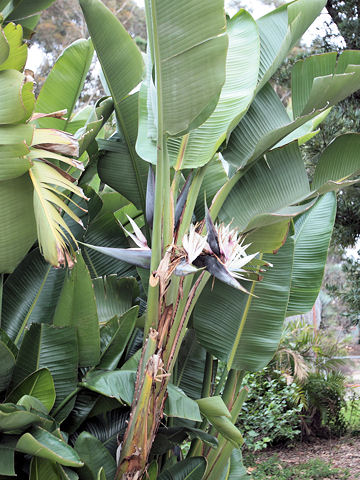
302,372,347,437
238,368,303,451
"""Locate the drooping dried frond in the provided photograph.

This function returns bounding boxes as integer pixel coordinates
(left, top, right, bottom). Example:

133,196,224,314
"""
29,160,87,268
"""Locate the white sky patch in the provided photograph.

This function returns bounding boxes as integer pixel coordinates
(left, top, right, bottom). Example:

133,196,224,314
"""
26,44,45,71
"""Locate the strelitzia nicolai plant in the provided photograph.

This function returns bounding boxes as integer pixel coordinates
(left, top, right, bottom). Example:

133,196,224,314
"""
2,0,360,478
76,0,360,478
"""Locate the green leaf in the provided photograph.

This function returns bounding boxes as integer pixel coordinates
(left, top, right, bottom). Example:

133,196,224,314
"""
196,396,231,418
0,70,34,123
97,94,148,212
147,0,227,136
292,51,360,118
256,0,326,90
287,193,336,316
220,142,311,234
6,368,56,412
77,97,114,156
176,329,206,400
99,306,138,370
0,26,9,65
76,408,128,458
0,403,44,433
166,9,259,169
74,432,116,480
0,441,15,476
165,384,201,422
4,0,57,21
194,234,294,371
53,253,100,367
93,276,139,323
10,324,78,417
35,39,94,132
82,210,135,278
0,173,36,274
0,143,31,181
79,0,144,116
312,134,360,192
245,220,290,254
82,370,135,405
2,248,65,342
152,426,217,455
30,457,75,480
224,82,328,169
0,340,15,392
17,395,48,415
0,23,27,71
16,426,83,467
194,156,228,221
220,449,249,480
158,457,207,480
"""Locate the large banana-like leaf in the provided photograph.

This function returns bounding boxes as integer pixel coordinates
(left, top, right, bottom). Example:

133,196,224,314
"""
158,458,206,480
256,0,326,90
0,173,36,273
163,10,259,169
1,249,65,341
312,134,360,193
97,93,148,212
144,0,228,137
287,193,336,316
292,51,360,118
10,324,78,417
53,253,100,367
0,69,34,123
94,277,139,323
223,83,327,169
82,210,136,278
0,437,15,476
3,0,57,22
219,142,312,235
175,329,206,400
220,449,249,480
99,306,138,370
16,426,83,467
0,340,15,392
193,234,294,371
74,432,116,480
35,39,94,132
0,143,31,180
29,458,79,480
6,368,56,412
224,50,360,170
79,0,144,115
194,156,228,221
29,160,87,268
166,384,201,422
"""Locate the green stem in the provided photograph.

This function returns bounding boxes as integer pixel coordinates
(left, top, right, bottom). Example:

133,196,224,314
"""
201,353,213,399
145,0,171,333
214,367,228,397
